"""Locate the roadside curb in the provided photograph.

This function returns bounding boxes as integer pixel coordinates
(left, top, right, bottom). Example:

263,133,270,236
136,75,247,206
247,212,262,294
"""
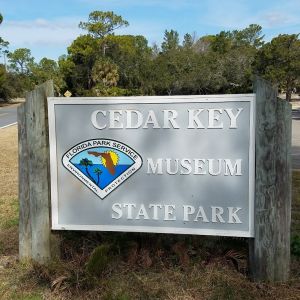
0,122,17,129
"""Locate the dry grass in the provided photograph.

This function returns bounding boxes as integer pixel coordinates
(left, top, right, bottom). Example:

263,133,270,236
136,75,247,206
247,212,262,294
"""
0,125,300,300
0,125,18,199
0,126,19,255
292,171,300,234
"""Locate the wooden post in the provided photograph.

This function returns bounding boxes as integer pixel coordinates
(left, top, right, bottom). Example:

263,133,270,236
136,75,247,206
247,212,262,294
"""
249,77,292,282
18,104,31,259
18,81,59,263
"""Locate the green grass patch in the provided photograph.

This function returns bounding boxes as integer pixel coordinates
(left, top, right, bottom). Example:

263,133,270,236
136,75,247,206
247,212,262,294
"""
2,217,19,229
1,199,19,229
12,294,42,300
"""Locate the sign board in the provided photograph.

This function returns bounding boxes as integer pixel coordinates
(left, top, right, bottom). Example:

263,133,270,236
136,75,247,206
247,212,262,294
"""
48,95,255,237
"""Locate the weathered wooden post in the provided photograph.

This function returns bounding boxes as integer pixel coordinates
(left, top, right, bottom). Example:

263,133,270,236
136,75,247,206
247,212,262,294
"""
18,81,59,263
18,104,31,259
249,77,292,281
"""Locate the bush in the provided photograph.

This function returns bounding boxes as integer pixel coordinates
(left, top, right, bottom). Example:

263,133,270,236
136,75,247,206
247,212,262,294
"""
291,234,300,257
85,243,113,277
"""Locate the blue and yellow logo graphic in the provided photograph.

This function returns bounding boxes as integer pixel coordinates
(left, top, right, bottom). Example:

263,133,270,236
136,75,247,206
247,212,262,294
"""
62,139,142,199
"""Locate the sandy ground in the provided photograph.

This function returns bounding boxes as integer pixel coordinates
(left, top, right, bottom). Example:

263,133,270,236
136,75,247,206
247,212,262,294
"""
0,125,18,217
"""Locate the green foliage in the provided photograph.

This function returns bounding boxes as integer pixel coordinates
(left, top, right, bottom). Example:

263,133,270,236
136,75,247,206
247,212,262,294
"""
0,64,7,98
0,10,298,100
210,24,264,54
161,29,180,52
2,218,18,228
67,35,98,63
0,37,9,54
85,244,112,277
7,48,34,74
63,35,99,92
31,57,64,93
92,59,119,87
102,35,152,92
80,158,93,166
79,11,129,38
90,85,142,97
194,35,216,52
0,14,9,54
0,64,34,100
232,24,264,48
291,235,300,257
254,34,300,101
211,31,233,54
183,33,194,48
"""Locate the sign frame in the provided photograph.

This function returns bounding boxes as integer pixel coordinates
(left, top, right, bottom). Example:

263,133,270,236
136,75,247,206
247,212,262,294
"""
48,94,256,237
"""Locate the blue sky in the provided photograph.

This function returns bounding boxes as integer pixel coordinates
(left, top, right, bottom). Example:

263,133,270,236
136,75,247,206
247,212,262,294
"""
0,0,299,62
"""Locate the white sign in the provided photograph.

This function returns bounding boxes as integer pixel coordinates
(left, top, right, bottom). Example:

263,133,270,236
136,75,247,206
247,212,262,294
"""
48,95,255,237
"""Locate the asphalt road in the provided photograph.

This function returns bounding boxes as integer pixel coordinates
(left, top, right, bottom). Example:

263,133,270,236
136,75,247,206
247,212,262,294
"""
1,104,300,169
0,105,18,129
292,110,300,169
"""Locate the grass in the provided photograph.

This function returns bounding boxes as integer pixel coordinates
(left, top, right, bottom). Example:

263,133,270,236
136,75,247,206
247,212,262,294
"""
0,125,300,299
292,170,300,234
0,126,19,257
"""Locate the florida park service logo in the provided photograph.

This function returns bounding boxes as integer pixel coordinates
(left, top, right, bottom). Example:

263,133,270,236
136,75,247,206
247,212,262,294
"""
62,139,142,199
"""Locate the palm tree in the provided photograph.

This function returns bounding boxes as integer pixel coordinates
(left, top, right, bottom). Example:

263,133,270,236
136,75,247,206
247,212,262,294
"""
80,158,96,183
94,168,102,185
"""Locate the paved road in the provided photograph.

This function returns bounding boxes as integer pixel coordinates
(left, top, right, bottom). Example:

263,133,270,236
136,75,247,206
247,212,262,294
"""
1,104,300,168
292,110,300,169
0,105,18,129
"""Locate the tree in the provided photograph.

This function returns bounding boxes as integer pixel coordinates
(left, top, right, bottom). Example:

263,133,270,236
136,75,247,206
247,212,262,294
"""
103,35,152,92
31,58,65,93
233,24,264,48
194,35,216,53
0,38,9,57
7,48,34,74
92,59,119,87
0,64,8,99
161,30,180,52
211,24,264,54
255,34,300,101
66,35,99,91
221,47,254,93
94,168,102,185
58,55,76,93
210,31,233,54
0,14,9,55
80,158,95,183
79,11,129,38
0,64,34,100
183,33,194,48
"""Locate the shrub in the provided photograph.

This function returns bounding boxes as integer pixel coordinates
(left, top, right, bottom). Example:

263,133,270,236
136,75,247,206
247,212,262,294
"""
85,243,112,277
291,234,300,257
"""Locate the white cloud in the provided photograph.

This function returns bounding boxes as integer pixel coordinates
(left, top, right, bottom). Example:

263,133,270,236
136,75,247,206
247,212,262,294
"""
1,17,82,48
197,0,300,30
0,16,167,60
262,11,297,28
1,16,167,55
